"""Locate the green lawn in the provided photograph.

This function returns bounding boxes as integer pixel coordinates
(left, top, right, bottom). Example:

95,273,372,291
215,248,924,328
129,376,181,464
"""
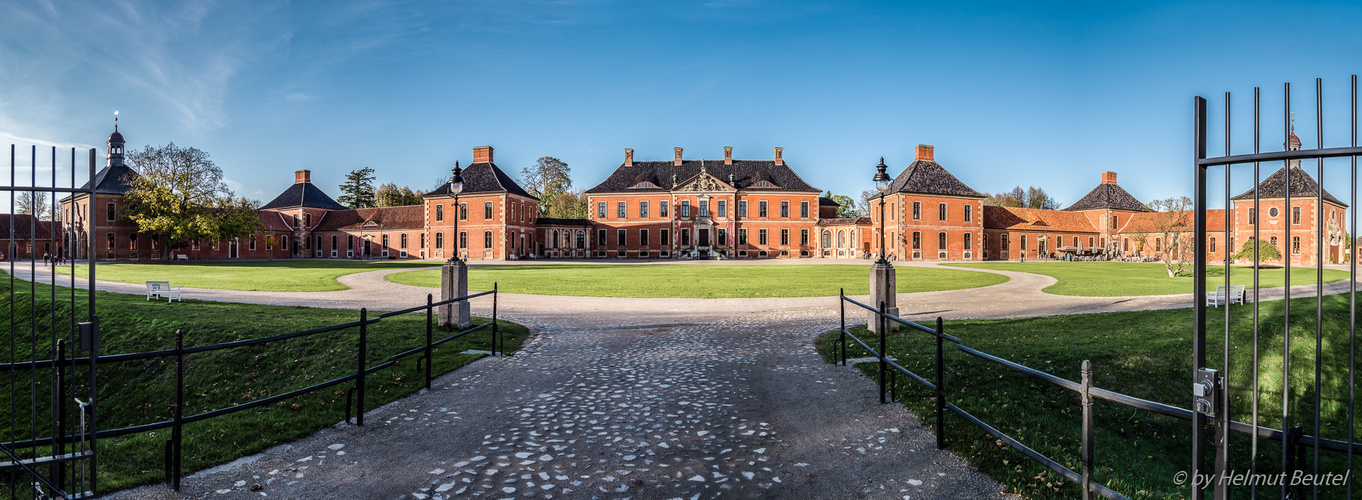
945,261,1353,296
817,295,1360,499
0,270,527,492
56,259,440,292
384,263,1010,298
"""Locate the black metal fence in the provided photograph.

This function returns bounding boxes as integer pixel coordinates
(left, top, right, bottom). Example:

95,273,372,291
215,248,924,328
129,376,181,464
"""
837,289,1362,499
1193,77,1361,499
1,146,100,499
3,285,499,495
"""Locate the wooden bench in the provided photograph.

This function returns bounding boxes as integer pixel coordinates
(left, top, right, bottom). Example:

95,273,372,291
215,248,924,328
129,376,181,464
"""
1207,285,1246,307
145,281,183,303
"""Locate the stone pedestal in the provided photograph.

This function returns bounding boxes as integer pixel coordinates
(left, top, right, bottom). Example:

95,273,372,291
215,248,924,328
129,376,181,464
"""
439,260,471,329
868,260,900,333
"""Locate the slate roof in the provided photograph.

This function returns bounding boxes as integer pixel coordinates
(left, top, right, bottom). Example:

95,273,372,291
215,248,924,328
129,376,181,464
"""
1230,165,1347,207
537,218,593,227
426,162,536,199
260,182,349,211
1117,209,1228,234
78,165,141,195
819,196,839,207
315,206,424,231
983,206,1098,233
880,160,983,198
0,214,55,240
585,160,820,194
1064,183,1149,212
816,217,871,226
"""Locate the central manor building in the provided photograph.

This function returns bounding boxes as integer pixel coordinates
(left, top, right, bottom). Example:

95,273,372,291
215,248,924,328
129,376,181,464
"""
54,124,1344,265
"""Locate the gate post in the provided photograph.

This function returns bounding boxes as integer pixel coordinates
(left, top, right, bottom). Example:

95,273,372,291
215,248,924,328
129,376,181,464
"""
1191,95,1210,500
439,259,471,329
1081,360,1093,500
878,301,887,404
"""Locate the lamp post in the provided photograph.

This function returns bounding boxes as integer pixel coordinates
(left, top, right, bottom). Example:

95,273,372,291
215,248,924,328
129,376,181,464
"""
449,161,465,262
440,161,471,329
873,157,891,262
869,157,897,334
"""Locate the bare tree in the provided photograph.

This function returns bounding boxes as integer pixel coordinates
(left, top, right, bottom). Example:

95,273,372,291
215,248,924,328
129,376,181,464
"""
15,191,51,220
859,190,876,217
1129,196,1193,277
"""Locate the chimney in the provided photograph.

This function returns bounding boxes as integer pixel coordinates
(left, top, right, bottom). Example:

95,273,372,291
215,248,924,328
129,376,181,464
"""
773,147,784,166
674,147,683,166
294,170,311,184
724,146,733,165
624,148,634,167
915,144,934,162
473,146,494,163
1101,171,1117,185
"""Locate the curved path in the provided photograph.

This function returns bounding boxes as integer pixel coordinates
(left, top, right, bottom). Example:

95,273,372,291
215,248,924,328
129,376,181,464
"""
8,262,1353,499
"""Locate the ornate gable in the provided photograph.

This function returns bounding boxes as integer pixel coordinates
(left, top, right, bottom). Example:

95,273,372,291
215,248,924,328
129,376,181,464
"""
674,165,735,192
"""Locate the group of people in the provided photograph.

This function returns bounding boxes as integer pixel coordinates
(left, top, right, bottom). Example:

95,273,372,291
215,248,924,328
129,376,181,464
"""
42,252,69,267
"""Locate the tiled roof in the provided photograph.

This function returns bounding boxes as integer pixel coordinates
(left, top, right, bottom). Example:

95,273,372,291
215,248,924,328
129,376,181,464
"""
314,205,424,231
73,165,141,196
260,182,349,210
816,217,870,226
819,196,839,206
1231,166,1347,207
585,160,820,194
258,211,293,232
882,160,983,198
1118,209,1228,234
0,214,55,239
1064,183,1149,212
983,206,1098,233
426,162,536,199
537,218,593,227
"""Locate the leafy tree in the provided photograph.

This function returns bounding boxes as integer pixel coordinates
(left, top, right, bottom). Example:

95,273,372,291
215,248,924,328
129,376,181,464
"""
1232,239,1282,263
16,190,53,220
521,157,572,216
265,235,277,261
1127,196,1193,277
338,167,377,209
823,191,861,217
375,183,424,207
1025,186,1060,209
547,190,589,219
121,143,262,257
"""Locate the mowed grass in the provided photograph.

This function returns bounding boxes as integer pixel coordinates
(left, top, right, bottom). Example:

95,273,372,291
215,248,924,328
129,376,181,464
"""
817,295,1360,499
0,270,527,492
56,259,440,292
385,263,1010,298
945,261,1352,296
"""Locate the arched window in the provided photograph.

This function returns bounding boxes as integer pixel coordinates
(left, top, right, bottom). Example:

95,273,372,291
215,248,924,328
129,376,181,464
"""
1155,238,1162,251
938,232,947,250
106,203,116,222
964,205,972,222
1002,234,1009,250
129,234,137,251
435,205,444,221
576,230,586,249
381,234,389,250
964,233,972,250
484,231,494,249
821,230,831,248
459,203,467,220
912,231,921,250
485,202,494,220
1209,237,1216,253
1021,235,1027,250
838,230,846,248
434,232,444,249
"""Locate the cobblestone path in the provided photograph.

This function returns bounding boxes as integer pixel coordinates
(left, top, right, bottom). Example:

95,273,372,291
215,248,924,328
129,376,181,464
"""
120,309,1005,499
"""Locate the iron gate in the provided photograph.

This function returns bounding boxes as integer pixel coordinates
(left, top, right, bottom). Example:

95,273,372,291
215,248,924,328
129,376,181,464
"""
1,145,100,499
1194,78,1361,498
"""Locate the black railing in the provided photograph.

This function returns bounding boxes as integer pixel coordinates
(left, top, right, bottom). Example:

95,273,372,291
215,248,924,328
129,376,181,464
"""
0,286,500,492
838,290,1362,498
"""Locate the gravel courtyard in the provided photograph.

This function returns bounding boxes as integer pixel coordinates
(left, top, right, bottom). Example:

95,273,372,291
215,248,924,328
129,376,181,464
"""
108,288,1008,499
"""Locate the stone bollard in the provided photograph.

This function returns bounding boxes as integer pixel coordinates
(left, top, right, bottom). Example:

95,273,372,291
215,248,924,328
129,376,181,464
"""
439,259,471,329
868,260,900,333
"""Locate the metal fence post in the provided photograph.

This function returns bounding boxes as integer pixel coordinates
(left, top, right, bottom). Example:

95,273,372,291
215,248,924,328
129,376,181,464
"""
878,300,887,404
839,289,846,366
357,309,367,427
425,294,433,390
498,283,503,359
54,340,66,492
936,317,945,450
171,329,183,490
1081,359,1093,500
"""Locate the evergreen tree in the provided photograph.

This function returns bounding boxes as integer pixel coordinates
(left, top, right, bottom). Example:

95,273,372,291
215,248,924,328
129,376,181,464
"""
338,167,377,209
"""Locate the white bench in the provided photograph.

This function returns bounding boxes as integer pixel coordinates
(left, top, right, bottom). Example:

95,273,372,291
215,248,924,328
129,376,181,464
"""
175,254,188,261
1207,285,1246,307
146,281,183,303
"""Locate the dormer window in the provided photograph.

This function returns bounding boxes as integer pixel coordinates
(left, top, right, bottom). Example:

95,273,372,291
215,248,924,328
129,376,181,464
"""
750,180,777,188
630,181,661,189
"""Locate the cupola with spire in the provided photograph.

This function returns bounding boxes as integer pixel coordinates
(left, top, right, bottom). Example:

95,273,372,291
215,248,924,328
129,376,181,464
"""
107,111,126,168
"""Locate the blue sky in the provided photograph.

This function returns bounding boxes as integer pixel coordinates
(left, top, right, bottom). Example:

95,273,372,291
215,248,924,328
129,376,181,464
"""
4,0,1362,214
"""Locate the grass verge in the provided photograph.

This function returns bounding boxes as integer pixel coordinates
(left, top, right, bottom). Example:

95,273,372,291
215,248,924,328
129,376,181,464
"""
945,261,1350,296
385,263,1009,298
55,260,440,292
0,270,527,492
816,295,1359,499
